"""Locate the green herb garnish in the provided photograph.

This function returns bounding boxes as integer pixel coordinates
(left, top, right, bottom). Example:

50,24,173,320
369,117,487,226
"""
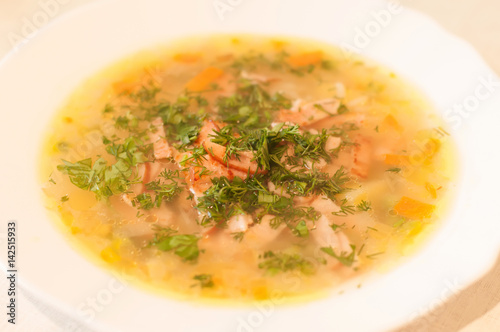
149,226,201,261
321,245,356,267
356,200,372,212
258,251,316,276
192,274,214,288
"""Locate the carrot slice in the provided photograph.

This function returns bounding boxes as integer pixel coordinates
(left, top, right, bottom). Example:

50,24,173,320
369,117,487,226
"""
186,67,224,92
287,51,323,67
113,78,137,94
384,154,410,166
112,70,143,93
394,196,435,219
198,120,263,175
173,53,202,63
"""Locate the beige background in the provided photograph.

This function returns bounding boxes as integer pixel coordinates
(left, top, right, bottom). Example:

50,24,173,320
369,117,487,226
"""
0,0,499,331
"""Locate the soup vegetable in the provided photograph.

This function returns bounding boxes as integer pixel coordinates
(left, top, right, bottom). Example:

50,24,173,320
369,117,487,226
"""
41,36,455,302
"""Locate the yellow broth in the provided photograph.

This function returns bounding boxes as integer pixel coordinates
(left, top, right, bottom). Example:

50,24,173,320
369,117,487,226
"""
40,35,456,303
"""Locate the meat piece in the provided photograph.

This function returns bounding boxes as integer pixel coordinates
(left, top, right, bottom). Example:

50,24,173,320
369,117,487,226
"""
120,193,135,207
310,196,341,215
305,158,327,171
241,71,273,84
150,117,173,160
245,215,287,248
333,82,346,99
198,120,264,175
268,181,291,198
311,215,355,268
325,136,342,151
351,136,371,179
227,214,254,233
177,151,247,201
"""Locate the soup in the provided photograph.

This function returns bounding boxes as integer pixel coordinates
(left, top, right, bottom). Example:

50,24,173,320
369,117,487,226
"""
41,35,455,302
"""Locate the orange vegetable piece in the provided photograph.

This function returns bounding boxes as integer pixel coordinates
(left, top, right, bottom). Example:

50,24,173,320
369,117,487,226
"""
112,71,143,93
173,53,202,63
382,114,402,132
394,196,435,219
287,51,323,67
384,154,410,166
186,67,224,92
112,80,135,94
100,247,121,263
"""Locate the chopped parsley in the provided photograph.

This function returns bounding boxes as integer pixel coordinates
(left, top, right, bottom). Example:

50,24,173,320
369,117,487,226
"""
104,136,148,167
57,158,130,200
356,200,372,212
332,198,356,217
292,220,309,237
321,245,356,267
57,136,150,200
192,274,214,288
330,222,345,231
366,251,385,259
149,226,201,261
153,94,207,148
103,103,114,113
137,170,183,210
195,175,324,231
216,80,291,130
230,50,330,77
258,251,316,276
